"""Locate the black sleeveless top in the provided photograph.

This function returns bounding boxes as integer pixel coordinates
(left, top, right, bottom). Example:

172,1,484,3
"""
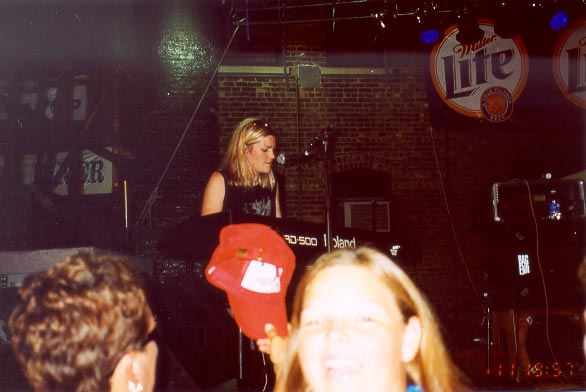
219,171,277,217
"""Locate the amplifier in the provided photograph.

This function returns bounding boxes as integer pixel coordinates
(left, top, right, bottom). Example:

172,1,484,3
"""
492,179,585,223
0,247,153,288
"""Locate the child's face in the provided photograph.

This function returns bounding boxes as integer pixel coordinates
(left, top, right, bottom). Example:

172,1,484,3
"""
297,264,420,392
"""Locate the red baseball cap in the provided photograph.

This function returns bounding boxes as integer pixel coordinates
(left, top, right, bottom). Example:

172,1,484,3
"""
205,223,296,340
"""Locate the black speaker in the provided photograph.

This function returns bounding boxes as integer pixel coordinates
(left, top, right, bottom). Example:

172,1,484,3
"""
0,247,153,287
488,219,585,310
153,274,238,390
155,342,203,391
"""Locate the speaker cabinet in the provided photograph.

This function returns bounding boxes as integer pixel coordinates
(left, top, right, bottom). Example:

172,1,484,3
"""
488,219,585,310
0,247,152,288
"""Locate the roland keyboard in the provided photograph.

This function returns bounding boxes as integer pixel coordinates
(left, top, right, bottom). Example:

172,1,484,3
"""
158,211,415,267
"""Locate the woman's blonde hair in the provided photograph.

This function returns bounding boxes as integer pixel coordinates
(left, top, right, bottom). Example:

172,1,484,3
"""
221,117,276,189
276,247,468,392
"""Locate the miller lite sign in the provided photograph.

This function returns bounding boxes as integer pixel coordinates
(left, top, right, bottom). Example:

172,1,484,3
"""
553,18,586,109
430,19,529,122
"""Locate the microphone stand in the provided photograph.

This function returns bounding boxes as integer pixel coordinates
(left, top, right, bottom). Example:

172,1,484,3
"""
304,125,334,252
321,127,333,253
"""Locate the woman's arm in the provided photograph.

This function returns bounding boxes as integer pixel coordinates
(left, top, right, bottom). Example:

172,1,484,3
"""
201,171,225,216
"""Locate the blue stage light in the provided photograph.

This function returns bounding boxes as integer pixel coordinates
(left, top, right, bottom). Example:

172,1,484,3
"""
414,3,443,46
419,29,441,45
550,10,569,30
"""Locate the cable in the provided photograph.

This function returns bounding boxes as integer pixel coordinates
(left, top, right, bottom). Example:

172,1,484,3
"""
234,0,369,13
261,352,269,392
429,125,481,303
133,23,241,234
512,309,519,381
237,14,375,26
523,180,568,382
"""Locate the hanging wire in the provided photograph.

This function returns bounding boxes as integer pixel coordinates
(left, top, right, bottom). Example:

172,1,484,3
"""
279,0,290,90
523,180,569,382
133,23,242,235
429,125,482,306
236,14,375,26
234,0,370,14
245,0,251,41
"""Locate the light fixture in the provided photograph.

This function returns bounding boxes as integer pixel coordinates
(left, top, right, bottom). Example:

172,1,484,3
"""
415,2,442,45
374,0,398,30
549,9,570,30
538,0,571,31
456,5,484,45
374,11,387,29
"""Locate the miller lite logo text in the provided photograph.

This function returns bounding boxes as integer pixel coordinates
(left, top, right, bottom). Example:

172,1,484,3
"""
430,20,529,121
553,18,586,109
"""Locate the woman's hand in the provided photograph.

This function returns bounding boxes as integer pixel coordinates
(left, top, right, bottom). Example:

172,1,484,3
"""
256,323,288,373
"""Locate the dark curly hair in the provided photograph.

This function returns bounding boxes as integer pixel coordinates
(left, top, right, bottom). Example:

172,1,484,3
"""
9,252,154,392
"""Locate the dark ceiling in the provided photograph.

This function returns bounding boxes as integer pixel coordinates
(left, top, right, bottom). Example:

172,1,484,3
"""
0,0,584,74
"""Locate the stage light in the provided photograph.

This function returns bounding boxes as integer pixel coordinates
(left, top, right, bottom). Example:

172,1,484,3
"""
374,10,396,29
539,0,574,31
420,28,441,45
415,3,442,45
456,6,484,45
374,12,386,29
549,9,569,30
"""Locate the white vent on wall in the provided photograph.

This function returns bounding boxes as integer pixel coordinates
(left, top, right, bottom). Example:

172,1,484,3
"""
340,201,390,232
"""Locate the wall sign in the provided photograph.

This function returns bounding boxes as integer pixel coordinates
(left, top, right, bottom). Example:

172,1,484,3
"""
430,20,529,122
52,149,113,195
553,18,586,109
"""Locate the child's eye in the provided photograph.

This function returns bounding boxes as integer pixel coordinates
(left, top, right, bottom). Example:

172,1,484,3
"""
301,315,324,328
356,315,375,323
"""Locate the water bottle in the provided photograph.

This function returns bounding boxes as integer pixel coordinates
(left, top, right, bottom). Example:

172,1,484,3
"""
547,189,562,220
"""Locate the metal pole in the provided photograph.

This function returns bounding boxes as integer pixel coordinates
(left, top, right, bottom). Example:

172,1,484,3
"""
239,328,243,381
323,129,332,253
486,302,491,375
123,180,129,247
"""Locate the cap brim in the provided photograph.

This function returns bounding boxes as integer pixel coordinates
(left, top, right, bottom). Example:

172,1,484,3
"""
227,293,288,340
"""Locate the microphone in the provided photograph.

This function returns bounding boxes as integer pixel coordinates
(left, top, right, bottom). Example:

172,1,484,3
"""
276,125,335,166
275,153,311,166
304,136,321,157
304,124,335,157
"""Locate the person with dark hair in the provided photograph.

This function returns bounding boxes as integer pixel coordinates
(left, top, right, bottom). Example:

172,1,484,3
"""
258,247,469,392
9,252,158,392
201,117,281,217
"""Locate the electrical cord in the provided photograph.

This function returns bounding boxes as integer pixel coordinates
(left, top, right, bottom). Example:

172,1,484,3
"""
429,125,481,304
523,180,569,382
261,352,268,392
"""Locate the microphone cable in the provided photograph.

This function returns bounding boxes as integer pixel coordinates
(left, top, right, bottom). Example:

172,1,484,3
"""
523,180,568,382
